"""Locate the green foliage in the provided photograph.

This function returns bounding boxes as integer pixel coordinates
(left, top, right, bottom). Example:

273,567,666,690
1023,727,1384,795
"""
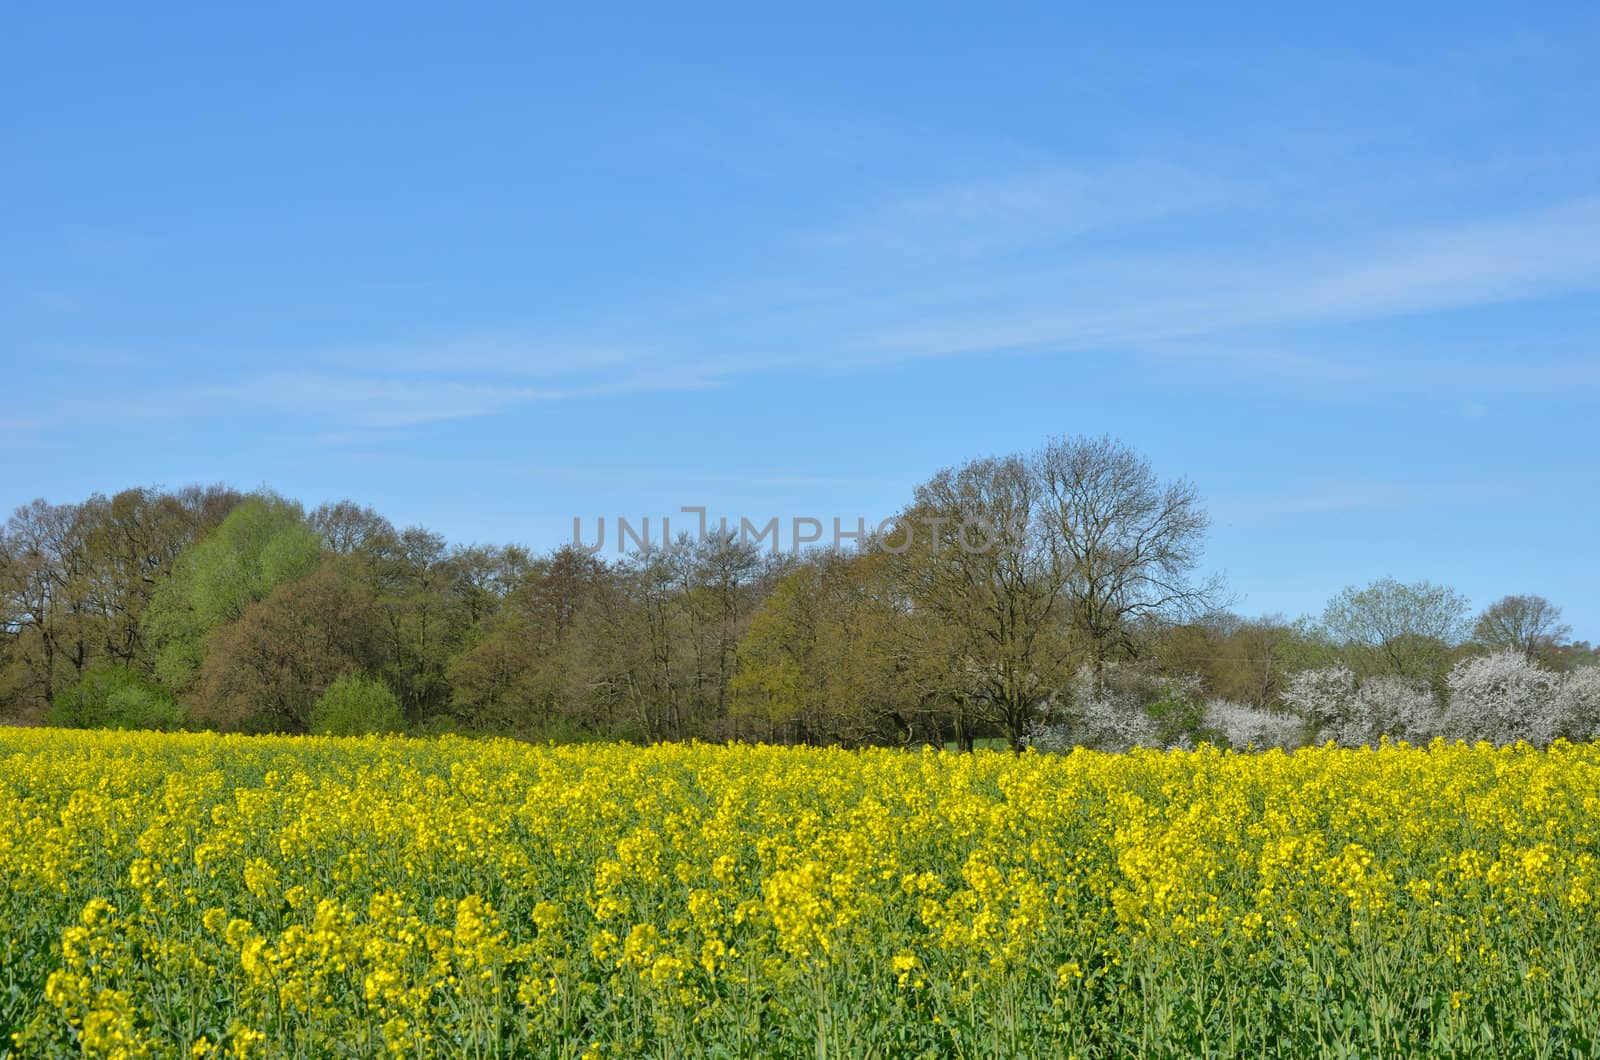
1321,578,1470,682
194,565,385,734
729,572,814,725
142,493,321,691
1144,682,1221,747
1274,615,1344,675
46,663,185,730
7,476,1592,751
412,714,461,737
143,587,207,691
311,672,406,736
730,555,916,745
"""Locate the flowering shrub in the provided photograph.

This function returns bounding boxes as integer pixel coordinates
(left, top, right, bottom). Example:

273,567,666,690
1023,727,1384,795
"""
1555,666,1600,740
1280,665,1358,739
1029,666,1155,752
1200,697,1304,749
1281,666,1437,745
1442,651,1563,746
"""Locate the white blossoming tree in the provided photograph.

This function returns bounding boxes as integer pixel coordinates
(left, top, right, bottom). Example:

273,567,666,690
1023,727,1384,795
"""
1553,667,1600,740
1441,651,1561,746
1281,665,1438,746
1201,698,1306,750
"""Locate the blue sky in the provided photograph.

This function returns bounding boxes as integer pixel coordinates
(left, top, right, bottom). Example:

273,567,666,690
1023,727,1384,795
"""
4,3,1598,638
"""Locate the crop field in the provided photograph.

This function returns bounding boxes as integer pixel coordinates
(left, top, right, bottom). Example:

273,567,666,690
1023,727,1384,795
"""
3,731,1599,1058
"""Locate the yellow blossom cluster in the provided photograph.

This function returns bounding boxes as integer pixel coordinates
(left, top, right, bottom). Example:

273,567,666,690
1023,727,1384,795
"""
5,729,1600,1056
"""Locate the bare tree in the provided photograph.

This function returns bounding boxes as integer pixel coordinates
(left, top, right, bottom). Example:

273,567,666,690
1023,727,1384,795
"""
1035,435,1224,678
0,501,67,711
309,500,397,558
683,529,764,725
1473,594,1571,662
897,454,1073,750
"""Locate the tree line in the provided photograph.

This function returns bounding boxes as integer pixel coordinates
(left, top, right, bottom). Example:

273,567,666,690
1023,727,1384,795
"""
2,436,1594,749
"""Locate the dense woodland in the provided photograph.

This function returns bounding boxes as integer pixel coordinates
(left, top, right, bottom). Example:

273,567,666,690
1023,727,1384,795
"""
3,436,1595,750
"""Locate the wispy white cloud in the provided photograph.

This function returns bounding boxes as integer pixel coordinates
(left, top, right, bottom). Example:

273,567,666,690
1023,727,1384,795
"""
333,451,904,491
809,160,1236,259
1210,478,1518,523
11,156,1599,444
0,358,738,437
1260,198,1600,324
329,336,655,379
853,196,1600,363
204,374,543,428
204,360,737,430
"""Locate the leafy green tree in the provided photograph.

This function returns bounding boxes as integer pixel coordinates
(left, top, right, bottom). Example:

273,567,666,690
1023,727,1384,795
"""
142,493,321,691
1551,641,1599,672
558,552,677,741
1272,616,1344,678
311,672,406,735
446,546,607,734
732,550,924,746
194,565,384,732
1143,682,1221,747
730,565,825,736
1321,578,1470,683
47,662,185,730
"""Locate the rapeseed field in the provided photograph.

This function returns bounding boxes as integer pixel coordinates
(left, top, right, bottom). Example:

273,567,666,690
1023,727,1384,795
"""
4,729,1598,1057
